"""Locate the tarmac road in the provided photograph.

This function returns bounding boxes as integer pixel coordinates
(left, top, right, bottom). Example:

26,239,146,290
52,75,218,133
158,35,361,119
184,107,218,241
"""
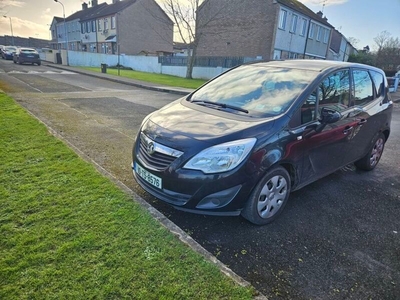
1,59,399,299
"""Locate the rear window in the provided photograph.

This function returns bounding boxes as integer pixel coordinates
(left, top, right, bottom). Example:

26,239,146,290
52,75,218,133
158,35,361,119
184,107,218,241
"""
189,65,317,117
21,49,37,54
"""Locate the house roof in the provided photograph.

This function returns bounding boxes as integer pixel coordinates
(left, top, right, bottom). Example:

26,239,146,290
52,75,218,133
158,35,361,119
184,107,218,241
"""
277,0,333,27
65,2,108,22
80,0,137,21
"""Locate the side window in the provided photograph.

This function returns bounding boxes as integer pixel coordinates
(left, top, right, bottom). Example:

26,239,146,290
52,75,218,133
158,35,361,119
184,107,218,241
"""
301,90,317,124
353,69,374,106
369,70,384,97
319,70,350,111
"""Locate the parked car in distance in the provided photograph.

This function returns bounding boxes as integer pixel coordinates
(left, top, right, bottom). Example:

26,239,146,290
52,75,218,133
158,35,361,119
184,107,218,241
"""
132,60,393,225
13,47,41,65
2,46,17,60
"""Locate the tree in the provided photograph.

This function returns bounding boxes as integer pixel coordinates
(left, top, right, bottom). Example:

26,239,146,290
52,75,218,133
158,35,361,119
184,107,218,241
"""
347,37,359,48
162,0,201,79
373,30,391,52
161,0,239,79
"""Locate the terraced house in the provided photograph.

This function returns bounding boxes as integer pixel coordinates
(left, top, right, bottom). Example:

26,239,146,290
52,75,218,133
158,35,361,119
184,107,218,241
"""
50,0,173,56
196,0,334,60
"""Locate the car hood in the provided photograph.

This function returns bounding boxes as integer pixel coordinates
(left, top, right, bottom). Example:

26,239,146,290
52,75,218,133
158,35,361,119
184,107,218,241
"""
142,99,275,146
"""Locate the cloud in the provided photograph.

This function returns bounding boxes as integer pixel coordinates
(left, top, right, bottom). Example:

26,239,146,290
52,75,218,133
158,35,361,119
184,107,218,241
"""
0,0,25,9
41,8,52,20
0,17,50,40
299,0,349,6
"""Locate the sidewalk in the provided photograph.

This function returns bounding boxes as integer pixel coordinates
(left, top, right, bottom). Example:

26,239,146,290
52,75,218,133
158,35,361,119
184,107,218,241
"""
46,63,194,96
47,62,400,102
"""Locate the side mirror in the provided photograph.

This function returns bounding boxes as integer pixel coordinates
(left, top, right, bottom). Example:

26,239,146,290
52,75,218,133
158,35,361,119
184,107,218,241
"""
319,107,341,124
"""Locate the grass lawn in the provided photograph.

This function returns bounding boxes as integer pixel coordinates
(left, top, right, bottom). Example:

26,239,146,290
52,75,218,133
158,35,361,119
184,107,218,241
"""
81,67,207,89
0,93,254,299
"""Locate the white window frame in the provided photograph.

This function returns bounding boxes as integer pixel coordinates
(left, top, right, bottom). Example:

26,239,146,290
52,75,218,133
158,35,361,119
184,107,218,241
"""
279,9,287,30
316,26,321,41
300,18,307,36
308,23,315,39
323,28,330,44
290,14,298,33
111,16,116,29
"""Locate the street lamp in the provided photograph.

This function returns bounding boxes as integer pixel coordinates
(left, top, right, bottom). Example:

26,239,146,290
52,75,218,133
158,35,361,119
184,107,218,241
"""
54,0,69,65
3,15,14,46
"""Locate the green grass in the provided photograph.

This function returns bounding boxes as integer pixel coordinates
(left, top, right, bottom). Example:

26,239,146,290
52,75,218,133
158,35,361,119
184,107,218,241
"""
0,93,254,299
81,67,207,89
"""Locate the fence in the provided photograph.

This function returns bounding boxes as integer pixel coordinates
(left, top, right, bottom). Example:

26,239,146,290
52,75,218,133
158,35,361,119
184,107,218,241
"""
159,56,252,68
43,50,262,80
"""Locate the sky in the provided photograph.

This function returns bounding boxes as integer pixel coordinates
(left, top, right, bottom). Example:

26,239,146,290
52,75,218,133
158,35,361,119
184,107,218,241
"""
0,0,399,51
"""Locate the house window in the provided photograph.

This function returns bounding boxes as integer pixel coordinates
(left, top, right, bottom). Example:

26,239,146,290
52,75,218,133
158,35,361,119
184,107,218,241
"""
279,9,287,30
104,18,109,30
86,22,91,33
290,14,298,33
111,16,116,29
98,19,102,31
300,18,307,36
308,23,315,39
316,26,321,41
92,20,96,32
323,29,330,43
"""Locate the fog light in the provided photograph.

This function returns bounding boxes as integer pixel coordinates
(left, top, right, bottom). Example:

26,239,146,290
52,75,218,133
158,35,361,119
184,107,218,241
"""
196,185,241,209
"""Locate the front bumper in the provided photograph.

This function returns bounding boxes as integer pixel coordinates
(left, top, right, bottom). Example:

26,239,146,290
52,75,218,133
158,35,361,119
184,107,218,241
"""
132,161,255,216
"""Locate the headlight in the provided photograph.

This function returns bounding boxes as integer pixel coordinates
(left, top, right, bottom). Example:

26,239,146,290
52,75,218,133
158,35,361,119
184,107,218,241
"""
183,138,257,174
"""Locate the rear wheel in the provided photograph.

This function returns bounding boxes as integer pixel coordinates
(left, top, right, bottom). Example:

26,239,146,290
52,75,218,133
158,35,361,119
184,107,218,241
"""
241,166,291,225
355,133,385,171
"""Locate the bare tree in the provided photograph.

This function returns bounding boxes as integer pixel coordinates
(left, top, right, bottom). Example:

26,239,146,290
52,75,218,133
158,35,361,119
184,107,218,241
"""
347,37,359,48
161,0,239,79
162,0,200,78
373,30,391,52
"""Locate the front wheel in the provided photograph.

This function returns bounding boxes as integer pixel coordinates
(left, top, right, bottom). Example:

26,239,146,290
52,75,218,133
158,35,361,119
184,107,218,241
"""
241,166,291,225
355,133,385,171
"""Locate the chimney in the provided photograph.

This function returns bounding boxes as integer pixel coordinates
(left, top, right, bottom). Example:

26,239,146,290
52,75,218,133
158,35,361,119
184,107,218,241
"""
316,11,323,18
112,0,119,3
92,0,98,6
82,2,88,10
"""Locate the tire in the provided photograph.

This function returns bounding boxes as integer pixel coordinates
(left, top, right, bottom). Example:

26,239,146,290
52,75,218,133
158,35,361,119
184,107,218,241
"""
18,58,22,65
13,59,16,64
37,62,41,66
241,166,291,225
355,133,385,171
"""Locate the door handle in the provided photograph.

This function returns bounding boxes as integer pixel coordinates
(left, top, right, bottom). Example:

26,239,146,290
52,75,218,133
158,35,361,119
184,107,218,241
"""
357,119,367,125
343,126,353,135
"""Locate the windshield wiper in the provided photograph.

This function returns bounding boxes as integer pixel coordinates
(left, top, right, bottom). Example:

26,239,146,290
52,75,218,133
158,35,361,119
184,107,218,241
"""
190,100,249,114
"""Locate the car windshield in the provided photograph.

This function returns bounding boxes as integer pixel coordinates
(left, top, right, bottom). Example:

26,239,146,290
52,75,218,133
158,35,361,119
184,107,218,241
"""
189,64,318,117
5,46,17,51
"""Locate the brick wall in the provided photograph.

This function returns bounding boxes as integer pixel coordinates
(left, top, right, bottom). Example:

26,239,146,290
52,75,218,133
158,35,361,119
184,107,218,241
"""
196,0,279,59
118,0,173,55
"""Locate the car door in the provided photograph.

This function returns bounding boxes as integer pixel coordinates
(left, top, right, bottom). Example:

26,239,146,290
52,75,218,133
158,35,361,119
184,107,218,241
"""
342,68,390,164
288,69,358,185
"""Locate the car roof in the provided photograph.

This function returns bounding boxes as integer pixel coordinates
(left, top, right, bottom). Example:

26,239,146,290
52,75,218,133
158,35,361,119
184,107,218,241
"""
249,59,382,74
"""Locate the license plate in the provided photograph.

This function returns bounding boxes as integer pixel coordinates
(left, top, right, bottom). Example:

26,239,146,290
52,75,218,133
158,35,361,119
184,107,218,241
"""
135,163,162,189
27,55,33,58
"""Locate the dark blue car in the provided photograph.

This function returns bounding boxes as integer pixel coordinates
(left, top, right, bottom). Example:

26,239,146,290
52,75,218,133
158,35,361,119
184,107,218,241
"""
132,60,393,225
2,46,17,60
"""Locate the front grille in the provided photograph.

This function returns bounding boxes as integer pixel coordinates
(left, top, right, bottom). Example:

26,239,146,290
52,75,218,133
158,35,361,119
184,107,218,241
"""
138,133,183,170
